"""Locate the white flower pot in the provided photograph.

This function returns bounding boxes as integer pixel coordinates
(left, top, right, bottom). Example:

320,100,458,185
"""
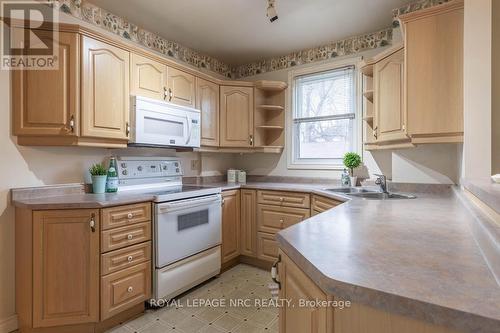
349,176,358,187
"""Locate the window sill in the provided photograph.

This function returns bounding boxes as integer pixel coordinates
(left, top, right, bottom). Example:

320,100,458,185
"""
287,163,346,171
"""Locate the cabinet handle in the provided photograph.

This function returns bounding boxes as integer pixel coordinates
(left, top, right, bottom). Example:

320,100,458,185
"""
402,124,406,131
127,213,133,219
69,115,75,133
221,199,225,207
126,122,130,136
373,126,378,139
280,218,284,227
127,234,133,240
89,214,96,233
279,197,284,202
127,255,133,262
127,286,133,293
168,88,173,101
249,135,254,146
271,254,281,290
163,86,168,100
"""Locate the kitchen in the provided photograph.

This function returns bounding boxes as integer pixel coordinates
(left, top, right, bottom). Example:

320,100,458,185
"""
0,0,499,333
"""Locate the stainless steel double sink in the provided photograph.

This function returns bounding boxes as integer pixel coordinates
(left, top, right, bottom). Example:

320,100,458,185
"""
325,187,416,200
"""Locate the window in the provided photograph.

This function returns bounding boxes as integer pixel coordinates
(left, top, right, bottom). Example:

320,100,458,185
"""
291,65,357,168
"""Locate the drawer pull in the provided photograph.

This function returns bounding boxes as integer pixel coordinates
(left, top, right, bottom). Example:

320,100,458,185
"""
127,234,133,240
127,255,133,262
127,286,133,293
127,213,133,219
279,197,284,202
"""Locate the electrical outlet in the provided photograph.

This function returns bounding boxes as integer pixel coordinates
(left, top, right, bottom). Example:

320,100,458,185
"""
191,159,200,170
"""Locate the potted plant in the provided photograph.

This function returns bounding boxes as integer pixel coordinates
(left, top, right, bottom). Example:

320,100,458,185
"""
89,163,107,194
343,152,361,187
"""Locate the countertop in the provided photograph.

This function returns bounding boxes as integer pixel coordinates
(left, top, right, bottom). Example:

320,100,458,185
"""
11,182,500,332
276,189,500,333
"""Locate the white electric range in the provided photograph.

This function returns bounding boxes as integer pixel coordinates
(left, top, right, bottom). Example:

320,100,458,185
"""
116,157,222,303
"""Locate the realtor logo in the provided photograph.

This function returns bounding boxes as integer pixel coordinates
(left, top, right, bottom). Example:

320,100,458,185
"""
1,1,59,70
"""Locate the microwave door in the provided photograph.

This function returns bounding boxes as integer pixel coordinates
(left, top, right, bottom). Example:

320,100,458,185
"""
136,109,188,146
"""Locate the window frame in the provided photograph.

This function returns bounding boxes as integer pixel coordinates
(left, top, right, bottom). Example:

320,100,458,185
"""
287,58,363,170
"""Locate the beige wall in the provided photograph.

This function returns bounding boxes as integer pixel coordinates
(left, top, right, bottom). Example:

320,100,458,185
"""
463,0,494,179
493,0,500,175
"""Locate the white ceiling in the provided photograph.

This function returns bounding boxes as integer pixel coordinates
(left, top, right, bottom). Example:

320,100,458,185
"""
89,0,411,66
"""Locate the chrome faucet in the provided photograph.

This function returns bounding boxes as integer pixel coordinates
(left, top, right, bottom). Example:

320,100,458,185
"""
374,174,388,193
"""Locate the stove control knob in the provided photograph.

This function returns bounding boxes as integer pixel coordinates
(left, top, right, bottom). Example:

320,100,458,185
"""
122,170,128,175
162,165,167,170
175,162,179,167
121,162,127,168
137,166,143,171
176,168,180,173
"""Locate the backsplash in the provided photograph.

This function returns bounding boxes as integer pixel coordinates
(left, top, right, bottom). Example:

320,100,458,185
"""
50,0,443,80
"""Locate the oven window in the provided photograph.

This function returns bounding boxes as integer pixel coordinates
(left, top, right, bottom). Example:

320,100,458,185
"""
144,116,184,136
178,210,209,231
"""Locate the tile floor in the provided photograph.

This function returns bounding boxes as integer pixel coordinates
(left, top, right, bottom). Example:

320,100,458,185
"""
107,264,279,333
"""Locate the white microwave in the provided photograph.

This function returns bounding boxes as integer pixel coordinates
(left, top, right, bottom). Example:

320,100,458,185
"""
130,96,201,148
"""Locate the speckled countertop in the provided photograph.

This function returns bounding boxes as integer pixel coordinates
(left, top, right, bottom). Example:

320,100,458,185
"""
11,182,500,332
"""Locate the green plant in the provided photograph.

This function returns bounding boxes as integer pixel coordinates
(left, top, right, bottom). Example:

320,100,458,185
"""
343,152,361,176
89,163,107,176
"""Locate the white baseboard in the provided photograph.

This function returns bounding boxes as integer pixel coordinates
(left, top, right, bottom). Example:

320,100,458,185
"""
0,315,18,333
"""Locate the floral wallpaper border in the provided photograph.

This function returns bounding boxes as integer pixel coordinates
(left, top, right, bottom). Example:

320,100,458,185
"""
51,0,448,79
231,28,393,79
392,0,451,26
53,0,234,78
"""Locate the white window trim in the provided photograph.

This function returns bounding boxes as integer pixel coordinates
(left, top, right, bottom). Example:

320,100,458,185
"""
286,57,363,170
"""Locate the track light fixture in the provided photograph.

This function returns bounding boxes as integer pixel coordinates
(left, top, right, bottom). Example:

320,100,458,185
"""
267,0,278,22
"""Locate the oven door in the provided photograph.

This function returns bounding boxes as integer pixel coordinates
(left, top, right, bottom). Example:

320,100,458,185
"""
155,194,222,268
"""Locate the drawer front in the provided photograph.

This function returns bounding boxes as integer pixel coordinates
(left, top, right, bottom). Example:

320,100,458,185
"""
311,195,342,214
101,241,151,276
257,190,310,208
257,232,279,262
101,222,151,253
257,204,310,234
101,262,151,320
101,202,151,230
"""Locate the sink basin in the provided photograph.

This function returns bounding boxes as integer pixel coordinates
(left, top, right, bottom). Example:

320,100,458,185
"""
324,187,377,194
348,192,416,200
325,187,416,200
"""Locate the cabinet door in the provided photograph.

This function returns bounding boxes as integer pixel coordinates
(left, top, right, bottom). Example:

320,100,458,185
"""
81,36,130,140
221,190,240,263
32,209,99,327
130,53,167,100
220,86,254,147
240,189,257,257
196,78,220,146
279,252,329,333
12,31,79,136
405,5,464,141
374,48,407,143
167,67,196,107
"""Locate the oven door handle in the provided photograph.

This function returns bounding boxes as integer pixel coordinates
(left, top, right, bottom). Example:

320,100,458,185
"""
157,194,222,213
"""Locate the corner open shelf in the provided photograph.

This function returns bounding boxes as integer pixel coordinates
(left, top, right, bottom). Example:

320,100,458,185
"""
360,60,377,150
254,80,287,150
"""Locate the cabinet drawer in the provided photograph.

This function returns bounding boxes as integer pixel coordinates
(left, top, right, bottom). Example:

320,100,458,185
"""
257,190,310,208
257,232,279,262
101,222,151,253
101,241,151,276
101,202,151,230
311,195,342,215
101,262,151,320
257,204,310,234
